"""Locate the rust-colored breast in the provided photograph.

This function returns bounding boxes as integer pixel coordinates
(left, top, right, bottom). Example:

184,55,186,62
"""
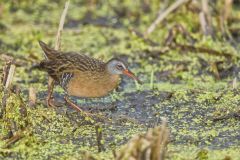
66,71,120,98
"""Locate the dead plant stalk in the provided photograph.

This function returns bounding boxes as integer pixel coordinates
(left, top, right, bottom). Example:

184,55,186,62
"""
145,0,189,36
47,0,70,99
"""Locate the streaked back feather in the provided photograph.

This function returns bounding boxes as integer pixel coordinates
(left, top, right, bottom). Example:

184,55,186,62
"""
39,41,59,60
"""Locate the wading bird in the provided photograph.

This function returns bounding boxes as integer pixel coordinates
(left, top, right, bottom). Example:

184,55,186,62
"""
35,41,141,113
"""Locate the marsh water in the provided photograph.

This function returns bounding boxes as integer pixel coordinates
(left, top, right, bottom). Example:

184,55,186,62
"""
0,0,240,159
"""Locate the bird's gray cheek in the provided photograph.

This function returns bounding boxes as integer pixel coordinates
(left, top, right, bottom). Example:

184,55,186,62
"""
113,69,122,75
108,67,117,74
114,69,121,74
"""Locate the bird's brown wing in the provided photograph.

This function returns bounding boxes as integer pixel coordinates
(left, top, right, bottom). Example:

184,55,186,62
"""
38,52,106,86
62,52,106,72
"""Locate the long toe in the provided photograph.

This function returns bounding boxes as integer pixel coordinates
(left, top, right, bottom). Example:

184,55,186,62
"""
47,99,56,107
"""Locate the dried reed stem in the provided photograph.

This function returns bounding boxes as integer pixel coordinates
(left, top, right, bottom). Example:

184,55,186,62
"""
4,63,15,90
48,0,70,96
95,123,105,152
1,61,16,119
55,0,70,50
3,131,24,148
29,87,37,107
220,0,234,43
232,77,237,90
145,0,189,36
222,0,232,22
199,0,213,36
114,118,169,160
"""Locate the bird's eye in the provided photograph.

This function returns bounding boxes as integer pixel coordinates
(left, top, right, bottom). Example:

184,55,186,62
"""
116,64,124,70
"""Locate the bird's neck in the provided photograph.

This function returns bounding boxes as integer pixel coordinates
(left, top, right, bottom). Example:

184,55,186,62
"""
106,72,120,83
103,68,120,86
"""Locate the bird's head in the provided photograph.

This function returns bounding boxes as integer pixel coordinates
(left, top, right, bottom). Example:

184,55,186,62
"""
106,58,142,84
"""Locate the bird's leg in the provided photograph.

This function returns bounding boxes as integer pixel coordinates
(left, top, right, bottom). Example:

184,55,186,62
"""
47,77,55,107
64,95,96,118
64,95,83,112
64,95,111,122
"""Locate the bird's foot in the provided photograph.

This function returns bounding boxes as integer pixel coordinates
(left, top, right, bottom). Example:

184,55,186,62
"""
64,96,92,117
64,96,111,122
47,96,57,108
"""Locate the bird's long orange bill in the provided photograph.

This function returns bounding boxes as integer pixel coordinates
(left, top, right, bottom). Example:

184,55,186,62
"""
123,69,142,84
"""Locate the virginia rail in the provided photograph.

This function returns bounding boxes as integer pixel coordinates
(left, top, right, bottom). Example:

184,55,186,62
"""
35,41,141,113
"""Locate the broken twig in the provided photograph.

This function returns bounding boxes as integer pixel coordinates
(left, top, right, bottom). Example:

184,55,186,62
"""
55,0,70,50
145,0,189,36
4,63,15,90
3,131,24,148
29,87,37,107
1,61,16,118
213,110,240,122
47,0,70,104
232,77,237,89
114,118,169,160
172,43,237,59
164,24,196,46
199,0,213,36
95,123,105,152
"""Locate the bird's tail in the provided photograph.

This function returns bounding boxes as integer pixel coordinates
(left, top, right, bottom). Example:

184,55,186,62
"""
29,62,45,71
39,41,59,60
